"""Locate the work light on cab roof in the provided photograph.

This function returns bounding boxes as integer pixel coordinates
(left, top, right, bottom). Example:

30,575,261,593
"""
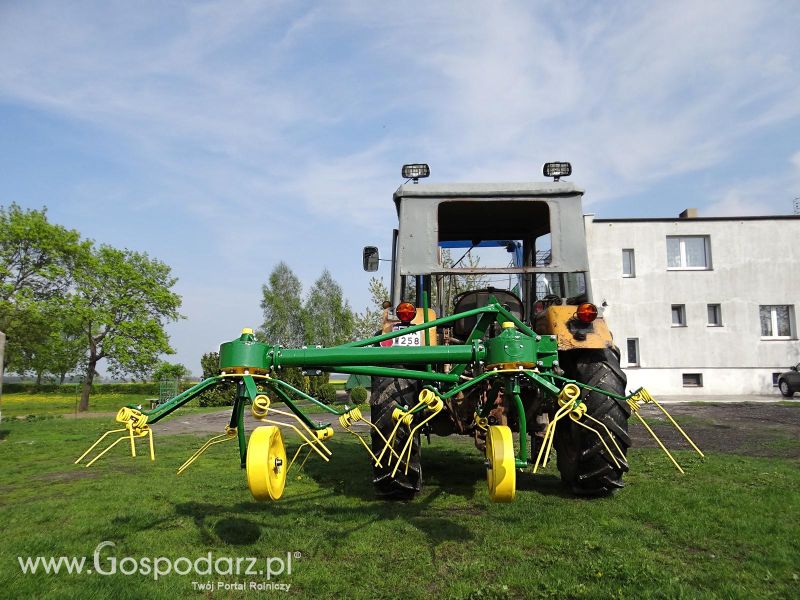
402,163,430,183
543,161,572,181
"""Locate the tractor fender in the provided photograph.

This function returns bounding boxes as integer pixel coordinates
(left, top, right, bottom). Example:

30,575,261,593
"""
534,306,614,351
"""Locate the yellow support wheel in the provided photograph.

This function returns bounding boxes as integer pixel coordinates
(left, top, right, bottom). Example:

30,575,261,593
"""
246,425,287,501
486,425,516,502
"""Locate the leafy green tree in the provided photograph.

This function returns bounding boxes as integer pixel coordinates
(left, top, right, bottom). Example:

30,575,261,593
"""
303,268,354,347
73,245,182,411
433,248,489,315
16,300,84,384
196,351,234,406
0,204,89,374
259,261,305,347
152,361,190,382
353,277,389,340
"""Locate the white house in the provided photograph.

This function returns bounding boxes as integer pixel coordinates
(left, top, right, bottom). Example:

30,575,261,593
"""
585,210,800,395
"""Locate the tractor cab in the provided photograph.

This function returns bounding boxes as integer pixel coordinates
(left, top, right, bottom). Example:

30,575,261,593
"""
364,163,609,350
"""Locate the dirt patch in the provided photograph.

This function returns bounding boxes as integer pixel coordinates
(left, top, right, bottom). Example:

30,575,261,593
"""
631,402,800,458
145,402,800,459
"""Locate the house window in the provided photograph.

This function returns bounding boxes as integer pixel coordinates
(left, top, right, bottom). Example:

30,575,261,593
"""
671,304,686,327
622,249,635,278
682,373,703,387
667,235,711,269
772,373,781,386
707,304,722,326
760,305,794,338
626,338,639,367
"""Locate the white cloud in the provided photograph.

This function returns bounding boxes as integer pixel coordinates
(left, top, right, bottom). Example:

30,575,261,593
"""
2,0,800,368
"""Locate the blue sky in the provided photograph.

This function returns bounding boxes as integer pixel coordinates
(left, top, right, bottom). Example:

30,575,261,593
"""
1,1,799,376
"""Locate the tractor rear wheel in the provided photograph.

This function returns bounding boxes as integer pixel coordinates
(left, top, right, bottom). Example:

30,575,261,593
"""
555,348,631,495
369,377,422,499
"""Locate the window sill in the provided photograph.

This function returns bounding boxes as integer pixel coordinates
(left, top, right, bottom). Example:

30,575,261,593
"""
671,324,687,328
706,324,723,328
760,337,795,341
667,267,712,271
626,364,640,368
622,275,636,279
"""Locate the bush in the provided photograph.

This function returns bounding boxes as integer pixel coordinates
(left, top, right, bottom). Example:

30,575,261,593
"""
349,386,368,404
2,382,163,395
197,383,235,407
317,383,336,405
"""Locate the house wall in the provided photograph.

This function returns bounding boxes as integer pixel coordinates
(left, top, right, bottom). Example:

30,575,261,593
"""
585,215,800,395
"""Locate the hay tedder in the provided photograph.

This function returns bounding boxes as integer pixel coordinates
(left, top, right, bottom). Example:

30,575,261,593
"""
77,162,702,502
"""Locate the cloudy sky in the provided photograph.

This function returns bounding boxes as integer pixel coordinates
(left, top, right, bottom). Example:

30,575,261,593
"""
1,1,799,375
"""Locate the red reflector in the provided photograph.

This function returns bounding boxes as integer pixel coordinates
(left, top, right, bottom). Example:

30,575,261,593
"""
396,302,416,323
533,301,544,314
576,303,598,323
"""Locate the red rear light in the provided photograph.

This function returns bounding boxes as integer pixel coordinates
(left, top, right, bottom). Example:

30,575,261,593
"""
533,301,545,314
396,302,416,323
576,303,598,323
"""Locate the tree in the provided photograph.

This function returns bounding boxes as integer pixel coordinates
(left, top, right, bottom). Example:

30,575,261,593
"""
73,245,182,411
15,300,84,384
303,269,354,347
0,204,89,374
258,262,305,347
433,248,489,315
152,361,190,382
353,277,389,340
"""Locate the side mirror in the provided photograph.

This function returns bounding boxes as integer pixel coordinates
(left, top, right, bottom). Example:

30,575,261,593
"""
792,365,799,372
363,246,379,272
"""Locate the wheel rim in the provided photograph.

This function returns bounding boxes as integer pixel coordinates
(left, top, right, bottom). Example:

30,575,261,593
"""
485,425,516,502
780,381,790,395
246,426,287,501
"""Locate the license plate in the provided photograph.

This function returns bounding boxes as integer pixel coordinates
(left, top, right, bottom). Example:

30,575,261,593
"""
382,325,423,347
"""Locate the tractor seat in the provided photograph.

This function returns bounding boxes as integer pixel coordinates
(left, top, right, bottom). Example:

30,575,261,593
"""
451,288,525,340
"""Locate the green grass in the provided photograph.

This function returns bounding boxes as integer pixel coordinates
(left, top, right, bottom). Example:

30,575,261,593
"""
0,417,798,598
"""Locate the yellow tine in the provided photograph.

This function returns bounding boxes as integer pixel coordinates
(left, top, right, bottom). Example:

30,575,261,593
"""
375,411,412,466
147,428,155,462
85,433,141,467
177,432,233,475
583,413,627,464
540,403,572,469
650,398,705,458
634,413,685,474
392,402,443,478
75,428,128,464
266,407,333,456
341,409,405,467
128,425,137,458
571,417,621,469
287,443,309,473
363,419,405,463
260,419,330,462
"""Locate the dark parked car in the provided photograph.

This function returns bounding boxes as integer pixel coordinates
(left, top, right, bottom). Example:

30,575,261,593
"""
778,364,800,397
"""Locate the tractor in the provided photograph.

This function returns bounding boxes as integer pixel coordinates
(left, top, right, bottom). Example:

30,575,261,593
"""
361,162,630,498
77,162,701,503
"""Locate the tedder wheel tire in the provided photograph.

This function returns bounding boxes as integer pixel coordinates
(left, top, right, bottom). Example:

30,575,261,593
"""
246,425,287,501
779,380,794,398
555,348,631,496
369,377,422,499
486,425,516,502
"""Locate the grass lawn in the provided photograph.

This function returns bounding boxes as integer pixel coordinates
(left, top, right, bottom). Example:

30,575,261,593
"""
0,415,798,599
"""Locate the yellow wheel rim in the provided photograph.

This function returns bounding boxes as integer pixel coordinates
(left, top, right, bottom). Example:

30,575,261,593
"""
246,426,287,501
486,425,516,502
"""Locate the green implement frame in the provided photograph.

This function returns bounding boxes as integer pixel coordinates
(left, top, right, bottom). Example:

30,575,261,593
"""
130,299,638,469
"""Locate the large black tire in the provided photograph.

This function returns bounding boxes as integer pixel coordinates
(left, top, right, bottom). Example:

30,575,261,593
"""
779,379,794,398
555,348,631,495
369,377,422,499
